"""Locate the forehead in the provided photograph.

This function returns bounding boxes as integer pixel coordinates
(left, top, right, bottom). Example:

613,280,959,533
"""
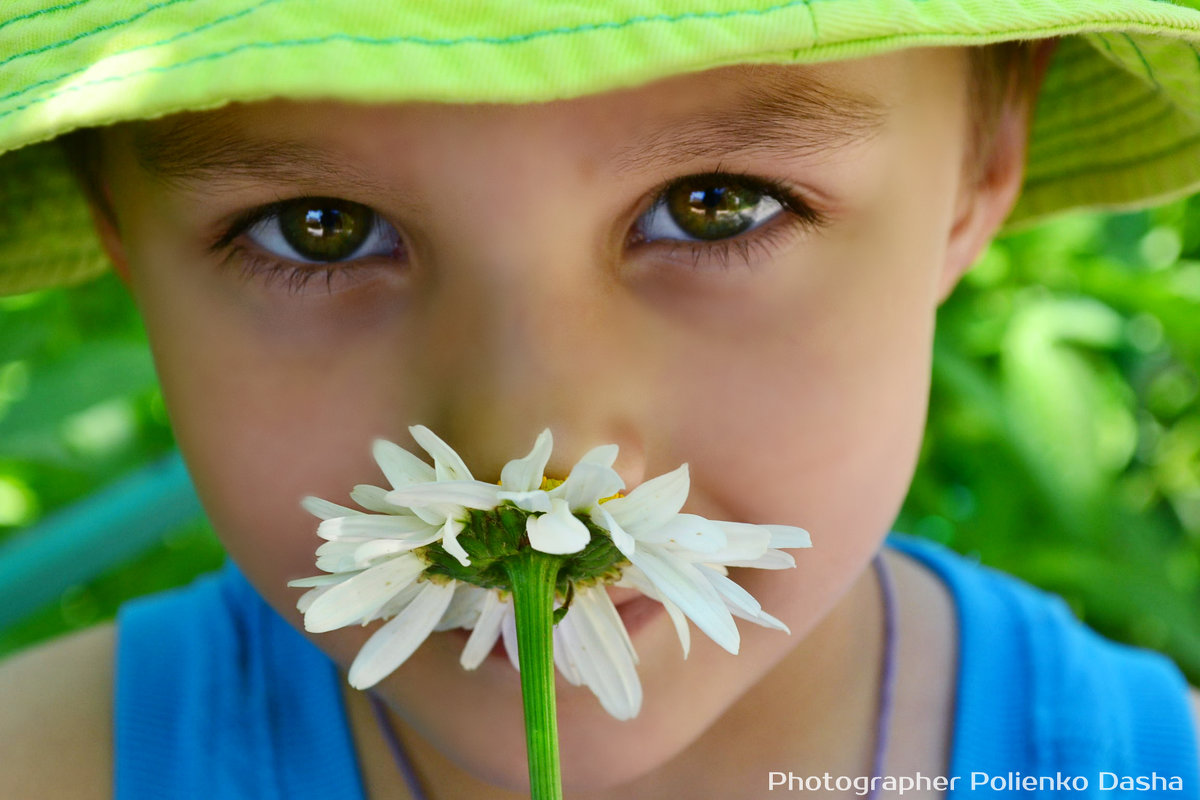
119,54,967,189
110,50,974,199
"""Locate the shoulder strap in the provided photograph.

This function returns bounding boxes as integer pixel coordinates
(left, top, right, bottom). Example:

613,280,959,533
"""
114,563,365,799
888,534,1199,796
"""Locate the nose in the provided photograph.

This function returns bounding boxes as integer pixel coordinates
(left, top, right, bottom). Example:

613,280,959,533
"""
410,237,650,488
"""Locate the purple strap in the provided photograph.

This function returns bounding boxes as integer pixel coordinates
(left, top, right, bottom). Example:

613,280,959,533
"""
867,552,898,800
367,692,430,800
368,553,898,800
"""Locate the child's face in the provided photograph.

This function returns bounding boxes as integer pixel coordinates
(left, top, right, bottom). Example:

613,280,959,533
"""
96,47,1008,789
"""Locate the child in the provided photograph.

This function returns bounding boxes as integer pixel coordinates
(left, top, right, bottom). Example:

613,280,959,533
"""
1,2,1199,797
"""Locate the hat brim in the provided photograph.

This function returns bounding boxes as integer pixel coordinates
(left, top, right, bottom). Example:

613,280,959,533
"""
2,0,1200,294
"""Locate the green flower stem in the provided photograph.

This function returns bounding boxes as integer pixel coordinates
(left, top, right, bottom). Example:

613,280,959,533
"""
504,549,565,800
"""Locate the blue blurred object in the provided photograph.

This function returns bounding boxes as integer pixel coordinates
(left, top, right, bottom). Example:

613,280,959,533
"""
0,450,204,632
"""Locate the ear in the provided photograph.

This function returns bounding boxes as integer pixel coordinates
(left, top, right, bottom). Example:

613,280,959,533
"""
83,179,134,289
938,41,1057,301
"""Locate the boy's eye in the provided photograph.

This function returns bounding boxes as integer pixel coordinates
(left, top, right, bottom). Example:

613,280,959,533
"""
640,175,785,243
244,197,401,263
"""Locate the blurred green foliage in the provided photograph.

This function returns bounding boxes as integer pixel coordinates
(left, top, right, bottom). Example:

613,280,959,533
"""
899,193,1200,684
1,197,1198,687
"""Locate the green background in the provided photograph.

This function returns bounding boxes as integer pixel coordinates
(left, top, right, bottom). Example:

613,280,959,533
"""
1,198,1199,684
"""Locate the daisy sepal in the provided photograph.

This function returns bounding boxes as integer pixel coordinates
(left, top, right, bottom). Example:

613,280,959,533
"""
303,554,425,633
347,579,457,689
625,543,740,654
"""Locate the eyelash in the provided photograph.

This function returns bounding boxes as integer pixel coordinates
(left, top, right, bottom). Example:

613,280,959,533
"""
211,170,828,295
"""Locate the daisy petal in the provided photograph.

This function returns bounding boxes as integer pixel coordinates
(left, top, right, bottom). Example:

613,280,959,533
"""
635,513,728,554
552,621,584,686
385,480,500,511
556,587,642,720
347,580,457,689
315,540,365,573
590,506,636,557
627,542,740,654
603,464,690,536
763,524,811,549
288,572,359,588
297,585,334,613
501,605,521,673
372,438,436,488
317,514,438,541
578,443,619,469
499,429,553,493
365,579,427,623
526,498,591,555
350,484,400,513
728,603,790,633
617,565,690,657
722,549,797,569
303,554,425,633
409,425,474,481
460,591,510,669
558,461,625,511
440,517,471,566
697,563,763,617
302,496,365,521
496,489,552,513
437,584,490,631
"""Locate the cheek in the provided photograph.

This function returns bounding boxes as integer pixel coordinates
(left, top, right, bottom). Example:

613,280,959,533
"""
122,250,425,621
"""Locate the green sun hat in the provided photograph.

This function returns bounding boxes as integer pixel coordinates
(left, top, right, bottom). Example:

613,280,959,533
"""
2,0,1200,295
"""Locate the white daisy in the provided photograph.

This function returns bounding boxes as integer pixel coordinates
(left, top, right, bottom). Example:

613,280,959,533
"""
288,427,810,717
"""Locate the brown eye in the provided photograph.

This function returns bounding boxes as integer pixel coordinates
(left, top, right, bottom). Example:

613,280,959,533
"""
665,177,766,240
245,197,400,264
635,173,789,249
278,198,371,261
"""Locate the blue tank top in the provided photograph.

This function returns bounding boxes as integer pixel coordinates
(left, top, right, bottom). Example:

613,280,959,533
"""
114,535,1199,798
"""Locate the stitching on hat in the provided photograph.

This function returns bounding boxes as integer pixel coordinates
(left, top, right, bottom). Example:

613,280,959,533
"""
1094,32,1165,93
0,0,204,71
5,17,1200,127
0,0,285,107
1120,32,1164,90
0,0,95,35
1033,90,1162,147
0,0,826,121
1034,102,1178,161
1024,130,1200,188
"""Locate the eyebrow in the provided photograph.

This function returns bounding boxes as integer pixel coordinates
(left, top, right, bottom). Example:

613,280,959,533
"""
132,72,887,187
607,72,888,175
132,120,393,193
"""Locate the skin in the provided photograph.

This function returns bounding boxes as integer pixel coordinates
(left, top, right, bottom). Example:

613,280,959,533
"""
0,46,1195,799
